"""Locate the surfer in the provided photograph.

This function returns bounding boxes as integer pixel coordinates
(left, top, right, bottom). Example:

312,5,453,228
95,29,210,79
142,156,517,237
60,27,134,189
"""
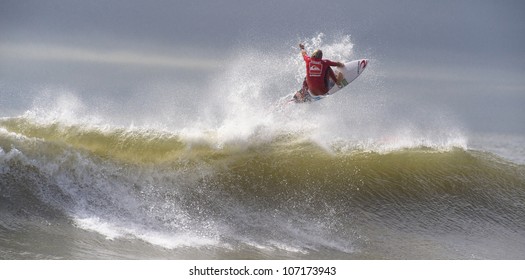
294,43,344,102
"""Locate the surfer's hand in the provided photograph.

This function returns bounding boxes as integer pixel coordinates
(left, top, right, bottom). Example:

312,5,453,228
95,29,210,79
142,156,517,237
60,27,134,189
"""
299,43,305,50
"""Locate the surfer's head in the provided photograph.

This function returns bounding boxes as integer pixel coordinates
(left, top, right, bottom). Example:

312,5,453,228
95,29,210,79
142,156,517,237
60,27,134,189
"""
312,49,323,59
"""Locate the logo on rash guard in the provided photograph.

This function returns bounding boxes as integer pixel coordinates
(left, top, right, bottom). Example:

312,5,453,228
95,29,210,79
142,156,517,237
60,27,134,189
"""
309,60,322,77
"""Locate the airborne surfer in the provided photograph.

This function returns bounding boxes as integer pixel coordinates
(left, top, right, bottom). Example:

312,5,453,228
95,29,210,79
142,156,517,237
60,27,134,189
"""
294,43,345,102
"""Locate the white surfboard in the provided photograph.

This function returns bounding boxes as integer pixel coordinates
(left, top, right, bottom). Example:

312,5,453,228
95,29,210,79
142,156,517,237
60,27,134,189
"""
285,59,369,103
328,59,368,95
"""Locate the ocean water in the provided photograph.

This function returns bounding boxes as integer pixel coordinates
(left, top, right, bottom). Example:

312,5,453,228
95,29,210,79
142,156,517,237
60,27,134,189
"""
1,35,524,259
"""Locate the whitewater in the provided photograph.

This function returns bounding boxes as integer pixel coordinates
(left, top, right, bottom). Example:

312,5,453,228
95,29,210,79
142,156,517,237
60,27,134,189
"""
1,34,525,259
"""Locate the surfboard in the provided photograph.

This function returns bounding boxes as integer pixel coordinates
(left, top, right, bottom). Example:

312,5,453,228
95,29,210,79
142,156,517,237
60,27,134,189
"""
286,59,369,103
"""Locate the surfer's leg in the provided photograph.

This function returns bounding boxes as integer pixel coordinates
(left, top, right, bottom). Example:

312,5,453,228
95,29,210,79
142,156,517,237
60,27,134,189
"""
293,78,308,101
325,68,334,89
326,67,342,90
302,77,308,91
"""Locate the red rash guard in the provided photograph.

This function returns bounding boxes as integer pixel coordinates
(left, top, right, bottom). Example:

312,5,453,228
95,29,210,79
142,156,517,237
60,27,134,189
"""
302,52,340,96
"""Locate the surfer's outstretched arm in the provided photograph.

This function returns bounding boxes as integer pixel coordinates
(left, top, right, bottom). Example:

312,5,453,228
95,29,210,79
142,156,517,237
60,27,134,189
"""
299,43,307,57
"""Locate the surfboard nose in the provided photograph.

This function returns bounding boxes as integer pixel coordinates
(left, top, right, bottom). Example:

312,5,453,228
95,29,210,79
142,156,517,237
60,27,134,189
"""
357,59,368,74
359,59,368,70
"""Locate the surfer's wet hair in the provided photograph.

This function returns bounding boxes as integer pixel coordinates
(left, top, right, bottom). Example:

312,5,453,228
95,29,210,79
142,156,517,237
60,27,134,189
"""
312,49,323,59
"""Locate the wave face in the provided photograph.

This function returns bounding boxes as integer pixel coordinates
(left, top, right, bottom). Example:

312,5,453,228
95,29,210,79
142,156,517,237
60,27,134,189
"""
1,34,525,259
1,117,525,259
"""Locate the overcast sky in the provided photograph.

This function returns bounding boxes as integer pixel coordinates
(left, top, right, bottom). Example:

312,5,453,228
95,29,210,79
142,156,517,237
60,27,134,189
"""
1,0,524,132
3,1,524,56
